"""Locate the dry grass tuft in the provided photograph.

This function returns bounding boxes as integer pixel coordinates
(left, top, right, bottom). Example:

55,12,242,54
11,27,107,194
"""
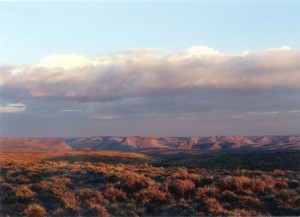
169,179,195,197
15,185,36,199
24,203,47,217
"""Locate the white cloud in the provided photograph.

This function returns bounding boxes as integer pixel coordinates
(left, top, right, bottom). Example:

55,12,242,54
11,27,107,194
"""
37,54,91,69
0,103,26,113
270,45,292,51
181,46,222,57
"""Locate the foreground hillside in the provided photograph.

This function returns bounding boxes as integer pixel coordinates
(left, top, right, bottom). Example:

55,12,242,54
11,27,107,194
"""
0,151,299,216
1,135,300,152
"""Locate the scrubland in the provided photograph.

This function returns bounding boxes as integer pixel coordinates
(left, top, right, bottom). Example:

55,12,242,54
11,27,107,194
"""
0,151,299,216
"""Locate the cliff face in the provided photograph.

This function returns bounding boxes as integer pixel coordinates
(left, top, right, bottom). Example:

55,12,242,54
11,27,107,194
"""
1,135,299,152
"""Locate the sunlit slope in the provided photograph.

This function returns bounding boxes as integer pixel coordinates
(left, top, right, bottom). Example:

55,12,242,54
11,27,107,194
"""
0,150,156,164
0,138,72,152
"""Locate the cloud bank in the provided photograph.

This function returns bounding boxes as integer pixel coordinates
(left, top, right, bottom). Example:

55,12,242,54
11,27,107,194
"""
1,46,300,103
1,46,300,136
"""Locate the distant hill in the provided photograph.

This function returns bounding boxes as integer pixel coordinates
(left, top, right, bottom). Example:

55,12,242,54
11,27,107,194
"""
0,135,299,153
66,135,300,152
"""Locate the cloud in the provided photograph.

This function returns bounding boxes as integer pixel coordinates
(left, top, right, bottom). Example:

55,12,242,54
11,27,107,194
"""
37,54,91,69
90,115,118,120
60,109,82,112
1,46,300,137
270,45,292,51
247,111,281,116
0,103,26,113
288,110,300,113
171,46,222,59
1,46,300,103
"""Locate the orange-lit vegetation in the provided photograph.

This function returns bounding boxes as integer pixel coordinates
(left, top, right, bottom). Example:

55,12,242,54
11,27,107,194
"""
0,152,299,216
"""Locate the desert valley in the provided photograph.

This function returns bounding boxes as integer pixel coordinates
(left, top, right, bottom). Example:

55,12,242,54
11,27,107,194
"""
0,135,299,216
1,1,300,216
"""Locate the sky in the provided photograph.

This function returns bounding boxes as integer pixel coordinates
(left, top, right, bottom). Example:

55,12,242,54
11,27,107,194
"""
0,1,300,137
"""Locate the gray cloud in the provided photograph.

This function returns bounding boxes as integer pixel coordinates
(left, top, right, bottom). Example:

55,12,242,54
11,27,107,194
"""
0,103,26,113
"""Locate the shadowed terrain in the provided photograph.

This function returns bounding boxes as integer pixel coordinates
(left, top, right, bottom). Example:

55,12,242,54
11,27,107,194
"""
152,151,300,171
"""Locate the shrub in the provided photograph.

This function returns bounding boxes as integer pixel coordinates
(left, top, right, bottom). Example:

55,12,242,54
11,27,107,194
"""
262,175,276,186
238,195,260,206
105,185,127,201
121,171,155,191
253,176,275,193
86,199,110,217
169,179,195,197
173,167,189,179
248,179,266,193
136,186,169,204
16,175,30,184
226,208,262,216
77,188,95,200
15,185,36,199
82,190,105,210
195,186,219,199
204,198,224,216
60,191,80,212
221,190,260,207
49,177,73,188
217,176,250,191
218,176,234,190
24,203,47,217
189,173,201,185
32,181,52,193
217,176,275,194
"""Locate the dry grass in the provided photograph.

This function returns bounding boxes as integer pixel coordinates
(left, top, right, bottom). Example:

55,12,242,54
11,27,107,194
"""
24,203,47,217
0,151,299,216
0,150,153,162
